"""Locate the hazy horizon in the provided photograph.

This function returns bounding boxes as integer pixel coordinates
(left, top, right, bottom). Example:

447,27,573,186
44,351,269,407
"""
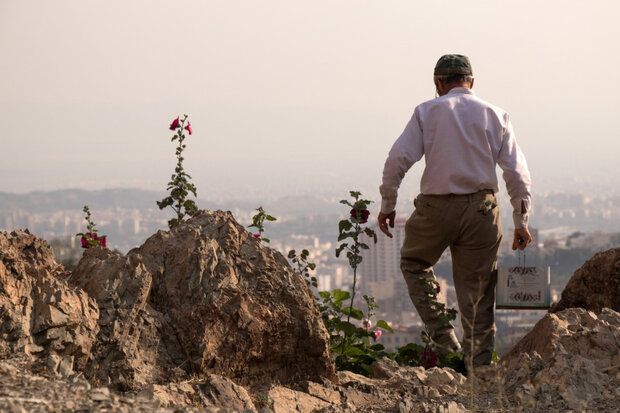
1,1,618,200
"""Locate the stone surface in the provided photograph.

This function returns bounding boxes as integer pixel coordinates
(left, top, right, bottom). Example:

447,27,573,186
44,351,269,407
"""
134,210,335,386
3,223,620,412
501,307,620,411
69,247,175,390
551,247,620,314
0,230,99,370
67,210,335,390
268,386,330,413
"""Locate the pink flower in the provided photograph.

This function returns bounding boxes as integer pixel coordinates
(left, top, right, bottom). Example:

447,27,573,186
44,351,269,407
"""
253,233,261,239
373,330,382,340
80,236,88,248
362,319,371,330
420,348,438,368
169,116,180,130
99,236,107,248
436,285,441,294
350,209,370,224
185,121,192,135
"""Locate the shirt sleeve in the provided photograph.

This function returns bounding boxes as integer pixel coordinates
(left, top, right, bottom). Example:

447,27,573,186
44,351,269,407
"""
497,115,532,229
379,108,424,214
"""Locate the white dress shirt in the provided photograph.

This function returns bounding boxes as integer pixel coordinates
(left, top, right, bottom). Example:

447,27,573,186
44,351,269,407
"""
380,87,532,228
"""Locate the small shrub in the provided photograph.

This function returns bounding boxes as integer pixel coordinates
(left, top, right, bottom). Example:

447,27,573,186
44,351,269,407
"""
76,205,107,248
248,206,276,243
157,114,198,229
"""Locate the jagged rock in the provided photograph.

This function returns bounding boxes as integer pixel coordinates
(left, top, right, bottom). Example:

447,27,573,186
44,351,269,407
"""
501,307,620,411
269,386,331,413
0,230,99,370
198,375,256,411
551,247,620,314
301,380,342,405
136,375,255,411
69,247,176,389
135,210,334,386
370,357,400,379
68,210,334,390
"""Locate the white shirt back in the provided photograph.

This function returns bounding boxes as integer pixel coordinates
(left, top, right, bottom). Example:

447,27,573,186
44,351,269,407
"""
380,87,531,228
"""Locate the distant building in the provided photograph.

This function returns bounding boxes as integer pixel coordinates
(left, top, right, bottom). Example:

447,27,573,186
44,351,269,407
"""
359,218,407,290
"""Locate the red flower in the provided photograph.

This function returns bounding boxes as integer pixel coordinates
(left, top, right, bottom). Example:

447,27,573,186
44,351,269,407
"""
169,116,180,130
81,232,106,248
420,348,438,368
350,209,370,224
185,121,192,135
253,233,261,239
436,285,441,294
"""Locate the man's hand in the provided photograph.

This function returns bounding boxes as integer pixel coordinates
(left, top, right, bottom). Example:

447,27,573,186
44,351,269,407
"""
378,211,396,238
512,227,532,250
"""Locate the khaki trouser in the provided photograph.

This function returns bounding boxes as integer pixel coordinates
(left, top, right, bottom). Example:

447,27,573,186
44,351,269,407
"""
401,190,502,366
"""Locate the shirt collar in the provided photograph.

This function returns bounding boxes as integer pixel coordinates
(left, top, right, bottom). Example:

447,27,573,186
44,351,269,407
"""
447,87,474,95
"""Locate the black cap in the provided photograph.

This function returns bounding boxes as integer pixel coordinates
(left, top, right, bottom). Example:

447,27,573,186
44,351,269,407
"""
434,54,473,76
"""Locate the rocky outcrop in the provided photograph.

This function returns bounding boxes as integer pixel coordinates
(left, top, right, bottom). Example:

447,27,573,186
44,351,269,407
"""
0,230,99,373
134,210,334,386
500,307,620,411
67,210,335,389
551,247,620,314
3,222,620,412
68,247,175,389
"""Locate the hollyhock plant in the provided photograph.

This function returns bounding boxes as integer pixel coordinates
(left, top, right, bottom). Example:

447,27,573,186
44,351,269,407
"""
373,330,382,340
362,319,372,330
248,206,277,243
157,114,198,229
76,206,107,249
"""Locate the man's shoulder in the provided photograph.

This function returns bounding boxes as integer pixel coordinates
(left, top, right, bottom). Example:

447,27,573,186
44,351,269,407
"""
431,94,509,120
470,94,510,117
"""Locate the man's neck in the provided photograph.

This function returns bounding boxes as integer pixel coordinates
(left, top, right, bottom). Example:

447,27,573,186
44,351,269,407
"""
439,83,471,96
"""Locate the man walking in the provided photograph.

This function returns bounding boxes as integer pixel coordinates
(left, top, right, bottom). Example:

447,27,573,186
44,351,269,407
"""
378,54,532,367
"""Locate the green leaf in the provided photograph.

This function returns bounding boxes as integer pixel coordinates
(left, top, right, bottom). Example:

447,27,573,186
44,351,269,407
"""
319,291,331,300
375,320,394,333
338,231,356,241
370,344,385,351
287,250,296,258
343,346,366,357
265,215,277,221
342,307,364,320
335,243,347,258
336,320,357,336
338,220,353,232
331,289,350,302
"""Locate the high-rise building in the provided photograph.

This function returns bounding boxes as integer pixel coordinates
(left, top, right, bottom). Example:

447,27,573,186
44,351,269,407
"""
359,217,452,327
359,218,407,287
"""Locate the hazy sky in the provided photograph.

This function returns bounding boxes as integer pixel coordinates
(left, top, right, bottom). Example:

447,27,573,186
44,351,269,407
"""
1,0,618,201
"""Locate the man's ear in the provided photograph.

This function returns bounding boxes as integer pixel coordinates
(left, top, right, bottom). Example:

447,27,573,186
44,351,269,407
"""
434,79,442,95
